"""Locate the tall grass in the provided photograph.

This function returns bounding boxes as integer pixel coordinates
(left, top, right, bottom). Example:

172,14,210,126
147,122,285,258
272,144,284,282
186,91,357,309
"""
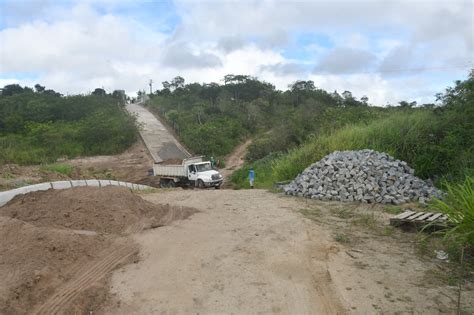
230,153,278,189
272,110,465,182
430,177,474,247
231,109,472,189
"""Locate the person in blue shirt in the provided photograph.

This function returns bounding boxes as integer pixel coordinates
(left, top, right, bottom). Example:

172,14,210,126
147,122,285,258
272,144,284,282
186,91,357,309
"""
248,167,255,189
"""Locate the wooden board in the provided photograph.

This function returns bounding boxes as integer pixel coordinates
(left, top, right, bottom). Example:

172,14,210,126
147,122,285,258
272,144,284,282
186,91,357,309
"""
414,212,435,222
406,212,425,220
390,210,451,227
393,210,416,220
426,213,443,222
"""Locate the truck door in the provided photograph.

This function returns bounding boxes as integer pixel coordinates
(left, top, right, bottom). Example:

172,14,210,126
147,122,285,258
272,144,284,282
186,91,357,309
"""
188,164,198,182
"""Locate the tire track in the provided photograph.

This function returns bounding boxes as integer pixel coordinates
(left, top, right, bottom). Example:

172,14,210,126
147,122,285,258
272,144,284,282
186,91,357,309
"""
124,220,147,234
32,243,137,315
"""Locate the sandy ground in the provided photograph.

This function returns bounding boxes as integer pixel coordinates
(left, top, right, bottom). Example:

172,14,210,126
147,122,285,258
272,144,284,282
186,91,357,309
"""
0,187,197,314
100,189,473,314
101,189,345,314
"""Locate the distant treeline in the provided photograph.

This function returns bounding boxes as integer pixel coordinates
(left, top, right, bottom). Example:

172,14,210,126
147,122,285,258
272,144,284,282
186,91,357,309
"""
0,84,137,165
148,75,384,158
147,72,473,186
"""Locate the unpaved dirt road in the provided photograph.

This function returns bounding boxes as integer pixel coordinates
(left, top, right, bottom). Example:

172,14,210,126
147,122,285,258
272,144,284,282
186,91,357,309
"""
100,189,473,314
102,189,346,314
221,139,252,180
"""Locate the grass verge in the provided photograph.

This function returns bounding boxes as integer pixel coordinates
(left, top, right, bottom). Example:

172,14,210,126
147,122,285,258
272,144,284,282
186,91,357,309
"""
40,164,74,176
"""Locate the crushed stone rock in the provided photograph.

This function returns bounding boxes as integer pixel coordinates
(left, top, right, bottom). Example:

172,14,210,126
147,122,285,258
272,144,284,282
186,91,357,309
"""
284,149,442,205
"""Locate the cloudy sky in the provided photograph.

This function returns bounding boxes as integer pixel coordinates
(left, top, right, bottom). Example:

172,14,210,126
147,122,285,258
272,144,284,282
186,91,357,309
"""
0,0,472,105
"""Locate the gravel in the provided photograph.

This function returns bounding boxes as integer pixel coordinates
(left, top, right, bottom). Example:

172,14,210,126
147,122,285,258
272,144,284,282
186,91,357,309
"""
283,149,442,205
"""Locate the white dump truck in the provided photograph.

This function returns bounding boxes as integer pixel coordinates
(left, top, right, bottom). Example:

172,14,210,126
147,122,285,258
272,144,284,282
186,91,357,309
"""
153,156,223,188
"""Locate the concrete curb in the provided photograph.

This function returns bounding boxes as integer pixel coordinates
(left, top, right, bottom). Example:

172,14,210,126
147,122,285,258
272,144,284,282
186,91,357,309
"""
0,180,152,207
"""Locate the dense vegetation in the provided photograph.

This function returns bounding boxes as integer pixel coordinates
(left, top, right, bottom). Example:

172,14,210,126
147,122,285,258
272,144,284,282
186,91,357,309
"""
232,73,473,188
148,75,383,158
148,72,473,189
0,84,137,165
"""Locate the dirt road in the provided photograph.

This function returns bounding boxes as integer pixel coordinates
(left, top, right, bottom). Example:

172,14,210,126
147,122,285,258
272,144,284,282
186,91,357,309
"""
2,187,471,313
102,189,345,314
221,139,252,180
100,189,473,314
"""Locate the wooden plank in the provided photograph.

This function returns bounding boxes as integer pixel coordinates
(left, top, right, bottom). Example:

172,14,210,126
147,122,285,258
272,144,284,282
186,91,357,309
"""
414,212,435,222
427,213,443,222
406,212,425,221
438,215,449,221
393,210,416,220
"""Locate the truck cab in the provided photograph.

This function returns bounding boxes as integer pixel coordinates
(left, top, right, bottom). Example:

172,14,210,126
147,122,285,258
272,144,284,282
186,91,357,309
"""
187,161,223,188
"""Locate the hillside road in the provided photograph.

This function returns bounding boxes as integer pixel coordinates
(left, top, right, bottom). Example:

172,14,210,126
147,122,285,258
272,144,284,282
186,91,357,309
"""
126,102,190,163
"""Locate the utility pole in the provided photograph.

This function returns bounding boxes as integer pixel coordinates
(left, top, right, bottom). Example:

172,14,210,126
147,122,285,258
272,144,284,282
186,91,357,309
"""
149,79,153,95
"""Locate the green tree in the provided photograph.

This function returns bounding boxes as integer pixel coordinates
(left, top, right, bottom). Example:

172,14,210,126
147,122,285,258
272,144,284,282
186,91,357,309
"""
34,84,45,93
92,88,107,96
2,84,25,96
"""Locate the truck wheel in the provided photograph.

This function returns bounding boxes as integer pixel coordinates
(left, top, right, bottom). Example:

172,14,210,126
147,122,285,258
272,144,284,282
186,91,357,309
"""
160,179,168,188
197,179,204,188
214,185,221,190
168,180,176,188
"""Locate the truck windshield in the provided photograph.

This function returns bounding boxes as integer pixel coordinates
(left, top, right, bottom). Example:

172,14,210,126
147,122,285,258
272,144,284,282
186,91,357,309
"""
195,163,212,172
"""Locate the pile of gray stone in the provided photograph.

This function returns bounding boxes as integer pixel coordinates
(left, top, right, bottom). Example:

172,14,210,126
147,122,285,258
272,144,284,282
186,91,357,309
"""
283,149,442,204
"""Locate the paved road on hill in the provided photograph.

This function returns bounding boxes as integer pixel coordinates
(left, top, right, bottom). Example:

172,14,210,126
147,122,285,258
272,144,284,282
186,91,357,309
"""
126,102,191,163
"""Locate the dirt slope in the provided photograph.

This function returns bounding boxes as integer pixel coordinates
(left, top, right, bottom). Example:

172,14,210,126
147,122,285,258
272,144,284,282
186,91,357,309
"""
221,139,252,180
0,186,198,314
0,216,113,314
0,141,155,191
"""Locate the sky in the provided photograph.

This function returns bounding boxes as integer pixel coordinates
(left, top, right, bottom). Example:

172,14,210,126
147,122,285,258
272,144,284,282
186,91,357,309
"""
0,0,472,105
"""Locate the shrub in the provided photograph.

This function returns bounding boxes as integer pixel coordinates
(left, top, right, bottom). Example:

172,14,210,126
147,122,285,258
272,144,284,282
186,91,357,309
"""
0,92,137,165
430,177,474,247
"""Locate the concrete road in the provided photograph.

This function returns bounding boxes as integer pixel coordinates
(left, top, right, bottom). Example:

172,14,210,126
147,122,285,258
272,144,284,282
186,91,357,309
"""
126,103,191,163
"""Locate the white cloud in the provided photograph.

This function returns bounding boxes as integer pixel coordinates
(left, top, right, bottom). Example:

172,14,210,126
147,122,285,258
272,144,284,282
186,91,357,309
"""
260,62,306,76
161,42,222,69
0,4,168,94
314,47,377,74
0,0,472,104
379,45,415,73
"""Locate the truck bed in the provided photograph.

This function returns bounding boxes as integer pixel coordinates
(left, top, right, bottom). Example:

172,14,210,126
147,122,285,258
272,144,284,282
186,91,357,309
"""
152,156,204,178
153,164,187,177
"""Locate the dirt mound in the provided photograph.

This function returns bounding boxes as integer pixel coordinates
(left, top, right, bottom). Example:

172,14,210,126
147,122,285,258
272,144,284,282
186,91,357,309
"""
0,186,197,234
0,216,113,314
0,186,198,313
